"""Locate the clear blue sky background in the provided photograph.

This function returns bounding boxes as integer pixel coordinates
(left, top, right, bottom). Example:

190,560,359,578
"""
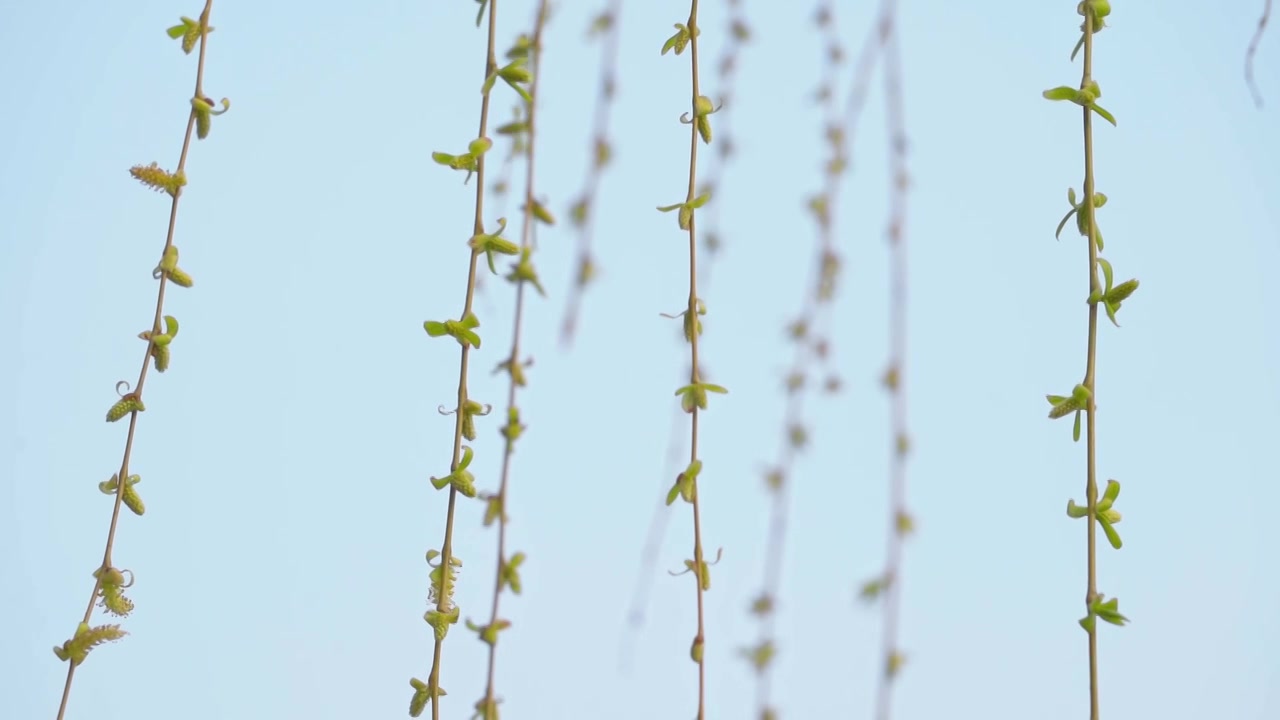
3,1,1278,719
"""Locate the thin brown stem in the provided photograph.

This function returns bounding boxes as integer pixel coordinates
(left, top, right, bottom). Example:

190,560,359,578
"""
562,0,624,347
683,2,709,717
423,3,499,719
479,1,548,714
56,4,216,719
1080,8,1101,720
874,9,910,719
623,0,750,664
748,5,850,717
1246,0,1272,108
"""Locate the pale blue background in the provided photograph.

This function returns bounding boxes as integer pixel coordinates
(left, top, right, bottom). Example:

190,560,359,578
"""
2,1,1278,719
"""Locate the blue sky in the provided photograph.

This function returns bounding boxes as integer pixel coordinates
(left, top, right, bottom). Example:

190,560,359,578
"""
2,1,1278,719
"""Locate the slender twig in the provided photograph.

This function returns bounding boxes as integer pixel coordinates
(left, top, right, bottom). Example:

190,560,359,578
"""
1246,0,1272,107
1080,10,1103,718
1042,5,1135,716
873,8,911,719
682,3,710,717
562,0,624,347
418,3,500,718
745,5,848,717
622,0,751,664
478,1,548,716
56,4,219,719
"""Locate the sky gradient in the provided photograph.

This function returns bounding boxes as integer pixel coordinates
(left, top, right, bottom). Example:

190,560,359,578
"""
2,1,1278,719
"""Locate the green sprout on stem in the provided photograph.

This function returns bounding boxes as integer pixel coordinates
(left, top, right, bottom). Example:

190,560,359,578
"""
1089,257,1139,327
1042,3,1136,717
468,217,519,274
429,446,478,498
424,312,482,349
1055,187,1107,250
657,190,711,231
1068,478,1125,550
432,137,495,184
483,57,533,104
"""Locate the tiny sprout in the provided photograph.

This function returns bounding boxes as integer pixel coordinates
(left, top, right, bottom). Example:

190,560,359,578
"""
429,445,478,498
1055,187,1108,250
1079,593,1128,632
787,424,808,449
424,605,461,641
52,622,126,667
506,33,533,60
484,57,534,104
785,372,806,394
896,511,915,536
154,245,194,287
426,549,461,613
883,366,901,391
657,191,711,231
667,547,723,590
408,676,445,718
661,22,700,56
1067,478,1124,549
481,491,505,527
1089,257,1139,326
432,137,494,184
473,697,501,720
681,95,722,144
666,459,704,506
93,565,136,617
496,119,529,136
1070,1,1112,60
594,138,612,168
139,315,180,372
165,16,213,55
106,392,145,423
439,399,492,441
525,198,556,225
494,355,533,387
99,473,145,516
859,575,891,603
575,255,597,286
589,11,614,36
469,217,519,274
809,194,830,227
130,163,187,196
500,552,526,594
465,617,512,647
886,651,907,678
190,96,231,140
425,311,482,349
691,634,705,664
1043,81,1117,127
661,298,708,342
505,246,545,296
741,641,775,673
500,406,525,443
1046,383,1091,441
675,381,729,413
